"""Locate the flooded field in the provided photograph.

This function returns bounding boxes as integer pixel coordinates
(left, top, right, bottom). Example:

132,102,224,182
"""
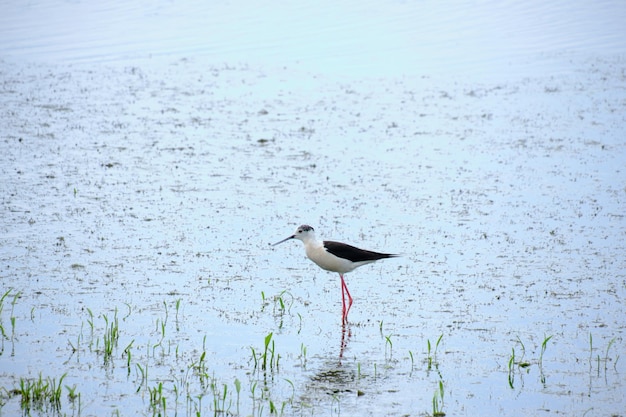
1,51,625,416
1,0,626,415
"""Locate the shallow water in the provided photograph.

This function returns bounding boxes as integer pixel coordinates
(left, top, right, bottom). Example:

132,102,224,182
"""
1,0,625,77
2,53,625,416
1,1,626,416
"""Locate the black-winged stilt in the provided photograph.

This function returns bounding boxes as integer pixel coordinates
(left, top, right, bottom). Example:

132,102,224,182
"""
272,225,398,324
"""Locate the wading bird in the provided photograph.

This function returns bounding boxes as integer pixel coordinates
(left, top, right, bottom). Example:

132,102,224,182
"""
273,225,398,324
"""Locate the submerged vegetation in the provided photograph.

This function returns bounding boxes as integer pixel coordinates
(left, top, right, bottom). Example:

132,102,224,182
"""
427,334,444,371
0,289,623,416
507,335,554,389
432,379,445,417
15,373,66,415
1,298,297,416
0,289,20,355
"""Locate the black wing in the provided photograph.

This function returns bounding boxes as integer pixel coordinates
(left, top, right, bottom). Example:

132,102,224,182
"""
323,241,398,263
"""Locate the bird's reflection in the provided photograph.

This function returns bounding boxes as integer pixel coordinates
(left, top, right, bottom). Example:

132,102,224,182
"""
339,322,352,359
308,327,358,394
294,323,363,413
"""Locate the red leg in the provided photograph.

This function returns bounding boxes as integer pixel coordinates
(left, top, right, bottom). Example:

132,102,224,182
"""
340,274,353,324
340,274,346,320
343,277,353,317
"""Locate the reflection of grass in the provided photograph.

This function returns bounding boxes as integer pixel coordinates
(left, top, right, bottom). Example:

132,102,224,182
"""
589,333,620,376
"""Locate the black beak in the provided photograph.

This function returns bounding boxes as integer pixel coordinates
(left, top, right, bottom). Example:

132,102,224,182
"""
272,235,294,246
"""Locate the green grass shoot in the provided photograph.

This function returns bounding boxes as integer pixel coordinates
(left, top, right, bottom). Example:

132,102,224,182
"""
432,379,445,416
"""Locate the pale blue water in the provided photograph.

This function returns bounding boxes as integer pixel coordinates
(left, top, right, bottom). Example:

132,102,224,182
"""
1,0,625,77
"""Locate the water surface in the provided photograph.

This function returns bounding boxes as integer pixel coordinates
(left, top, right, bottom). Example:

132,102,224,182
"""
1,1,625,416
1,0,625,77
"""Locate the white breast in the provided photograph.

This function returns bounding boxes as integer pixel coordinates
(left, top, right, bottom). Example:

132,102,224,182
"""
304,242,373,274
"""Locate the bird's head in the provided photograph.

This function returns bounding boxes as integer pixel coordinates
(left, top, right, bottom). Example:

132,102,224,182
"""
272,224,315,245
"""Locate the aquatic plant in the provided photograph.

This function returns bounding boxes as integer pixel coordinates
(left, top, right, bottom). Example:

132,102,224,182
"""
605,337,619,372
175,298,182,330
153,301,169,353
234,378,242,415
384,334,393,358
507,346,526,389
250,332,280,374
193,350,210,388
262,332,278,372
68,322,83,355
65,383,81,413
274,290,294,314
539,334,553,384
299,343,308,369
432,379,445,416
16,373,67,414
211,381,230,415
427,334,443,371
507,348,516,389
86,308,95,350
296,312,303,334
148,381,166,415
102,309,120,364
135,363,147,393
123,340,135,375
515,336,530,368
284,378,295,402
539,335,552,366
508,335,553,388
9,290,20,351
0,289,20,354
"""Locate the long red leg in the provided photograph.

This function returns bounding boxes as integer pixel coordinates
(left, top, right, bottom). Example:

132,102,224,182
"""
340,274,346,320
340,274,353,324
343,278,353,317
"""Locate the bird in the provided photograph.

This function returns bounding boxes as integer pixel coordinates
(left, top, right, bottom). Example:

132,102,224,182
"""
272,225,398,324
